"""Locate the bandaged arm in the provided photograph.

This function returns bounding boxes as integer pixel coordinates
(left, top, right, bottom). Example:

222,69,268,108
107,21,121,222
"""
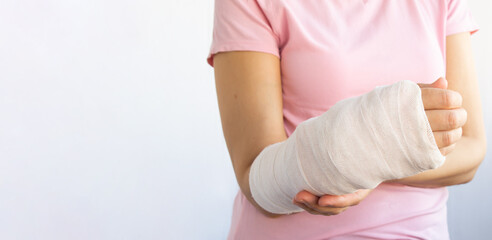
249,80,445,214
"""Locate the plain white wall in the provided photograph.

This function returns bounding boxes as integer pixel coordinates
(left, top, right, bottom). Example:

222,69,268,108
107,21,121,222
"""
0,0,489,239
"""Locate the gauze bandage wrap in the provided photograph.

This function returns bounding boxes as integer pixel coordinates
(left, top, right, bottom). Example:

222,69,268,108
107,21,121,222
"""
249,80,445,214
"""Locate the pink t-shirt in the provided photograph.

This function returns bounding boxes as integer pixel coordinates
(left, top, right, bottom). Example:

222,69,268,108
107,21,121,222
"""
206,0,479,239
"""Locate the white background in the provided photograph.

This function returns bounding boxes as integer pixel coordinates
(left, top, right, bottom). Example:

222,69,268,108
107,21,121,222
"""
0,0,490,239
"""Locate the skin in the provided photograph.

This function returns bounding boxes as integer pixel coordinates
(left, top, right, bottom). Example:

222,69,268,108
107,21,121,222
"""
212,31,486,218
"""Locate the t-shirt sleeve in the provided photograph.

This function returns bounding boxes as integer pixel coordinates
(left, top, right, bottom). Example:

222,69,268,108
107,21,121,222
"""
446,0,480,36
206,0,280,67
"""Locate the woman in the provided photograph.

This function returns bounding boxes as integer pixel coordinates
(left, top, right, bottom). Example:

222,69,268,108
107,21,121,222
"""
206,0,486,239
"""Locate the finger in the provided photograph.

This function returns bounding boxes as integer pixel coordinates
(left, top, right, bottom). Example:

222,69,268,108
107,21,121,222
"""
317,195,352,208
294,190,322,213
421,88,462,110
440,143,457,156
295,190,319,204
433,128,463,148
426,108,467,131
418,77,447,89
294,191,347,216
300,199,348,216
293,200,322,215
318,189,372,208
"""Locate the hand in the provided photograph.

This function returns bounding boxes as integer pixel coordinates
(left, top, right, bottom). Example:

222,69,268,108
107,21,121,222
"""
419,77,467,155
292,189,373,216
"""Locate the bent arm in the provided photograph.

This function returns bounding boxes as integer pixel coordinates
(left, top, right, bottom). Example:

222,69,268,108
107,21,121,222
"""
215,50,446,215
213,51,286,218
388,32,487,188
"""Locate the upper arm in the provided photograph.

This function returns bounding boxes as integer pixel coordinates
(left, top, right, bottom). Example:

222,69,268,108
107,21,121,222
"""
213,51,286,217
444,0,484,145
206,0,285,217
445,32,486,153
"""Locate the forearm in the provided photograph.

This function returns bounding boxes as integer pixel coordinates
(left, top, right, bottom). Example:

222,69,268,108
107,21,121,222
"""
249,81,446,214
387,136,487,188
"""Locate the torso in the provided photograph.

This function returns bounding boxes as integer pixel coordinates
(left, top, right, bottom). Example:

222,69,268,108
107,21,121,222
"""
229,1,450,239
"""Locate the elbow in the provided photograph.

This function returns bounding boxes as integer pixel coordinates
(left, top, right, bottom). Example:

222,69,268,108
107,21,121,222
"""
460,167,479,185
460,139,487,185
461,152,485,184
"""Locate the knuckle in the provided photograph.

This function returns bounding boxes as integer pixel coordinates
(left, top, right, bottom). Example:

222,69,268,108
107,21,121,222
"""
441,92,451,107
447,111,458,129
442,132,452,146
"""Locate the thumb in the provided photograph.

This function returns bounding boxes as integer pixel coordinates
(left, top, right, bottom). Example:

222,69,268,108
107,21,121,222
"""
418,77,448,89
